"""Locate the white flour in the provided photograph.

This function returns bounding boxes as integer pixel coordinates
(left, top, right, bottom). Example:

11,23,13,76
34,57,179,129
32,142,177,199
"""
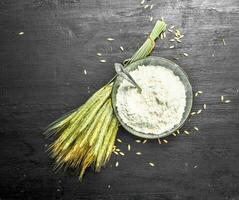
116,65,186,135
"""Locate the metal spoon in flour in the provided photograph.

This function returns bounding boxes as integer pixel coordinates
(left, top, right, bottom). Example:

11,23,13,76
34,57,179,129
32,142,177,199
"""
114,63,142,93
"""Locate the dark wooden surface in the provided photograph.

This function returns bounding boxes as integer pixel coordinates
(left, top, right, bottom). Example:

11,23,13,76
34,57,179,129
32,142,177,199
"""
0,0,239,199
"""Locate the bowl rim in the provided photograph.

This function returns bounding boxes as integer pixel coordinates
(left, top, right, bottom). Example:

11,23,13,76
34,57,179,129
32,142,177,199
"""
111,56,193,139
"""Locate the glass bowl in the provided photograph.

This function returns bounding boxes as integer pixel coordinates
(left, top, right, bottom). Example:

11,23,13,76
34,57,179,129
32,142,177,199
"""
111,56,193,139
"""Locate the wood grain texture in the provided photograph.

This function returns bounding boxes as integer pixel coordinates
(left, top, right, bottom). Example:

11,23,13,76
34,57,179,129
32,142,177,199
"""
0,0,239,199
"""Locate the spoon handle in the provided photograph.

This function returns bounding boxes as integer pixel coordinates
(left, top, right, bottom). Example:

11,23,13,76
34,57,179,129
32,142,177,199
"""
114,63,142,92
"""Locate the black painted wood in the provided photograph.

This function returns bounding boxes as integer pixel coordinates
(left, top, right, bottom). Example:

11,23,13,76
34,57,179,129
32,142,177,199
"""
0,0,239,199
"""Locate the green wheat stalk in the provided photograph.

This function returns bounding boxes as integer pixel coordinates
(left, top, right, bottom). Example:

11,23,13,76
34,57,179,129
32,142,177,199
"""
45,20,166,180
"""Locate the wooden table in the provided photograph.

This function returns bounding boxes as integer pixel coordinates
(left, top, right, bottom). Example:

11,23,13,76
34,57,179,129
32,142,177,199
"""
0,0,239,199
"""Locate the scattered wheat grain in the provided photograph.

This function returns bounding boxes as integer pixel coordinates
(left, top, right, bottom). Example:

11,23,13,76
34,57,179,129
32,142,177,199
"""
184,130,189,135
149,162,155,167
107,38,115,41
179,35,184,39
119,152,125,156
222,38,226,45
163,32,166,38
143,139,147,144
163,139,168,143
197,109,202,114
97,53,102,56
183,53,188,57
221,95,224,102
117,138,122,143
158,138,161,144
194,127,199,131
191,112,196,115
127,144,131,151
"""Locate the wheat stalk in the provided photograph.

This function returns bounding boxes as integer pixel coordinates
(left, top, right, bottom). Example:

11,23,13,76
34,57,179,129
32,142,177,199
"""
45,20,166,180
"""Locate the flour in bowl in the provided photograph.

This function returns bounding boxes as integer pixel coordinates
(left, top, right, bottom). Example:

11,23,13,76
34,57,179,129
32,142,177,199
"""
116,65,186,135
